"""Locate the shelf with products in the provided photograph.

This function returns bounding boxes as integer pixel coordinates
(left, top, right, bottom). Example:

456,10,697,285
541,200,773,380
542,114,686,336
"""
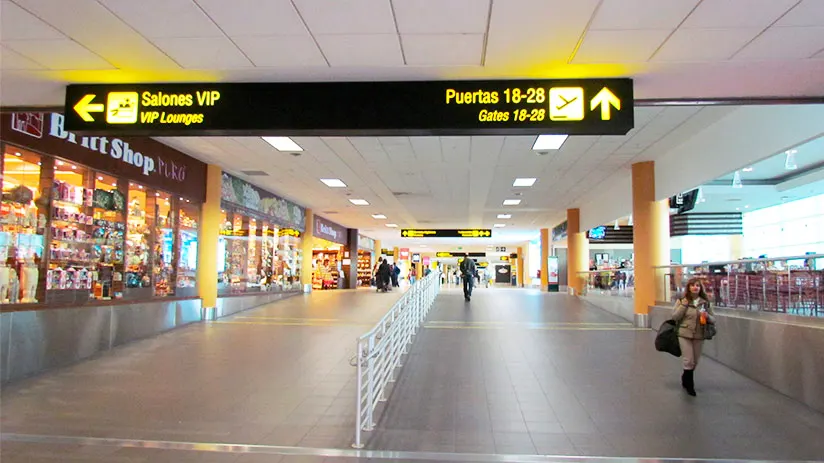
312,250,340,290
357,251,373,287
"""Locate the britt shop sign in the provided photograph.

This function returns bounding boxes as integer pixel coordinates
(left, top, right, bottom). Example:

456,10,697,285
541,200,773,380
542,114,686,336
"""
314,216,347,245
2,112,207,202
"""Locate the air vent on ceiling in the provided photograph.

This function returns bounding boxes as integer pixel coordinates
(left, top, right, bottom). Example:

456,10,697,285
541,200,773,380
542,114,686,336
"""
241,170,269,177
392,192,411,196
323,211,338,215
726,198,742,202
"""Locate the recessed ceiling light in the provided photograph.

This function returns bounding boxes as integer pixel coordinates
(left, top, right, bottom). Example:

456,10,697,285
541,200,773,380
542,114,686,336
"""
385,223,398,228
497,214,512,219
349,199,369,206
262,136,303,152
98,176,104,181
320,178,347,188
14,152,21,157
742,167,754,172
420,244,427,247
71,165,77,170
532,134,568,150
513,178,537,187
494,224,506,228
503,199,521,206
372,214,387,219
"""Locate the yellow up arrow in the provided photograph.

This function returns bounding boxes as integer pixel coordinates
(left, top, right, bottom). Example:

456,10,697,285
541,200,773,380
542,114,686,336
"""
74,94,104,122
590,87,620,120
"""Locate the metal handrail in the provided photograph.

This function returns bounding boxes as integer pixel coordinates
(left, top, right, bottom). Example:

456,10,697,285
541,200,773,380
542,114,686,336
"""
352,271,441,449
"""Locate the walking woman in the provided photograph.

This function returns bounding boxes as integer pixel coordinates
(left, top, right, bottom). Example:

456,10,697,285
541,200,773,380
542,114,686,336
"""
672,278,715,396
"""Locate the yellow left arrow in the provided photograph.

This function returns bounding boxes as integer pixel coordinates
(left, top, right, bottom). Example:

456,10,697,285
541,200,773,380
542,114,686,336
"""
74,94,104,122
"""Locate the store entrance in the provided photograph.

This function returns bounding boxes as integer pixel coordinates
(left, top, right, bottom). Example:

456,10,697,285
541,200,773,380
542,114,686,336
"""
312,239,342,290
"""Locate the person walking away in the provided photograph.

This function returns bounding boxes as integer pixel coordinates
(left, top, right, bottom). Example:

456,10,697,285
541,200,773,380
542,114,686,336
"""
391,263,400,287
460,258,476,301
377,258,392,292
672,278,715,396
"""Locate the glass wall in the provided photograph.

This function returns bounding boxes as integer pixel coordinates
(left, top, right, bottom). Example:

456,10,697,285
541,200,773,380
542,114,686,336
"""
0,143,201,307
743,194,824,258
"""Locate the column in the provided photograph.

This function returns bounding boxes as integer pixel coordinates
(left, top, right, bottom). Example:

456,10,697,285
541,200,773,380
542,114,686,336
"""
632,161,669,326
197,164,221,313
374,240,382,268
540,228,549,290
300,209,314,289
517,246,524,287
652,198,671,302
567,208,589,295
345,229,359,289
415,261,423,279
393,247,399,263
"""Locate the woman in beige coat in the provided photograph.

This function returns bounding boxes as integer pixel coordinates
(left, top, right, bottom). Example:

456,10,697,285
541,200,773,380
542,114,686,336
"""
672,278,715,396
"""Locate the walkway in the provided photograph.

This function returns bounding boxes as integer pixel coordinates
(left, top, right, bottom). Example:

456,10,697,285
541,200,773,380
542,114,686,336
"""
2,286,824,462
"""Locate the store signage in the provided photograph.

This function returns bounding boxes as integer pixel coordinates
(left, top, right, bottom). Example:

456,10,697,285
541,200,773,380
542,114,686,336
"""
510,253,518,259
552,220,568,242
380,248,390,255
1,112,207,201
221,173,306,232
500,255,510,261
423,256,431,266
358,235,375,251
63,79,634,136
279,228,301,238
495,246,507,252
411,253,421,263
435,251,486,258
588,225,634,244
314,215,347,245
400,248,410,260
401,229,492,238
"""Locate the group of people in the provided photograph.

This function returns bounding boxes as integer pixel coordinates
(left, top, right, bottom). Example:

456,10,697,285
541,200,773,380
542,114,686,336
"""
373,258,400,292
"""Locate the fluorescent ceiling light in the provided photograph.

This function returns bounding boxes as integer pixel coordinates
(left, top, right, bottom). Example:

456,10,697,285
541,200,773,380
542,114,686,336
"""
513,178,537,187
503,199,521,206
494,224,506,228
320,178,347,188
532,134,568,150
497,214,512,219
349,199,369,206
262,136,303,152
742,167,753,172
385,223,398,228
372,214,387,219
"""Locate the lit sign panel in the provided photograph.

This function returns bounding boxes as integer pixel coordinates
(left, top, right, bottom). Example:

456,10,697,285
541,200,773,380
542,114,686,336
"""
64,79,633,136
401,229,492,238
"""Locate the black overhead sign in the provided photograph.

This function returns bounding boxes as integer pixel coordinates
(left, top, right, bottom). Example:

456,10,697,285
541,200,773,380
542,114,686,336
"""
401,229,492,238
63,79,634,136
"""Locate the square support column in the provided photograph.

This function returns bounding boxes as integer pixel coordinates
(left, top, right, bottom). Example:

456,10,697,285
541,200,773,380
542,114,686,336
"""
517,246,524,288
345,229,359,289
197,164,222,313
540,228,549,291
567,208,589,295
300,209,314,289
632,162,669,327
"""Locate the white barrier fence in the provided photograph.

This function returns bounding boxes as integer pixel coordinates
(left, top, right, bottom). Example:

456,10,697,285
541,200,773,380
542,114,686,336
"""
351,272,441,448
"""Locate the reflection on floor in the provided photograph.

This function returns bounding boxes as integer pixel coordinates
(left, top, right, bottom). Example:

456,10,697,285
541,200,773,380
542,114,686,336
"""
2,287,824,462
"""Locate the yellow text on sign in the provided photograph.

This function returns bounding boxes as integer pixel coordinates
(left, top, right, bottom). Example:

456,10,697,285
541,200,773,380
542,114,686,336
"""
106,92,139,124
548,87,584,121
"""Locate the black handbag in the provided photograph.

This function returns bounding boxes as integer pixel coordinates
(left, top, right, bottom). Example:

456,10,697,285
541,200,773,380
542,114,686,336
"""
704,321,717,340
655,320,682,357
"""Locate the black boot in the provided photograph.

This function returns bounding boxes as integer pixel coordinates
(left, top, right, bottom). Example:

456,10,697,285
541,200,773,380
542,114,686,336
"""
683,369,696,396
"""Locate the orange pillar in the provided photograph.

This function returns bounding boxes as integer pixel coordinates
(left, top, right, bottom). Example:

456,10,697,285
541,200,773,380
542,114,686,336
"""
540,228,549,291
516,246,524,288
567,208,589,295
632,161,668,327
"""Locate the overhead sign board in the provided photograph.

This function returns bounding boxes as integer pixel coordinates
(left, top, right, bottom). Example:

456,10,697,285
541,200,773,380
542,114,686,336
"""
435,252,486,258
64,79,633,136
401,229,492,238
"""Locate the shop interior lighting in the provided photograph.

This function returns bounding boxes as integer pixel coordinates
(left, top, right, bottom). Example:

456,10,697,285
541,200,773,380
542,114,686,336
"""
503,199,521,206
320,178,347,188
349,199,369,206
731,170,743,189
494,223,506,228
697,187,706,203
785,149,798,170
497,214,512,219
513,178,537,187
532,134,568,150
262,136,303,152
614,220,620,230
385,223,398,228
742,167,754,172
71,165,77,170
628,214,633,226
372,214,387,219
14,152,21,157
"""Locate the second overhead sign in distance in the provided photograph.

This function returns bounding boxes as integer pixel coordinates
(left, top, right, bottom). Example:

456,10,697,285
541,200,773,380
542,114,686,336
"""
401,229,492,238
64,79,633,136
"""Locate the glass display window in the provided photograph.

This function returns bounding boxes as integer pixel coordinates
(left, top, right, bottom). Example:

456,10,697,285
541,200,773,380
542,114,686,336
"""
124,182,151,297
276,229,302,291
1,147,46,304
153,192,175,297
177,201,199,297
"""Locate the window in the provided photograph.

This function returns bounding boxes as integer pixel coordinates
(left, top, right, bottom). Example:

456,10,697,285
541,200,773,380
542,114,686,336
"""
177,201,199,297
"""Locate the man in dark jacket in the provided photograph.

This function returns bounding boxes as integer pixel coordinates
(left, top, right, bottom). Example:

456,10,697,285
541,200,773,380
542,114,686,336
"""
460,258,476,301
391,263,400,287
377,259,392,291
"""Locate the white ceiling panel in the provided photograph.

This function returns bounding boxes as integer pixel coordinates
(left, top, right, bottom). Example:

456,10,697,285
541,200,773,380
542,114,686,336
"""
653,28,760,62
0,0,64,40
316,34,402,66
100,0,222,38
3,39,113,69
734,26,824,60
590,0,700,30
294,0,396,35
0,45,45,69
573,29,671,63
402,34,483,66
234,35,327,67
681,0,798,29
152,36,253,68
776,0,824,27
410,137,443,164
485,0,599,65
393,0,490,34
195,0,306,36
12,0,180,69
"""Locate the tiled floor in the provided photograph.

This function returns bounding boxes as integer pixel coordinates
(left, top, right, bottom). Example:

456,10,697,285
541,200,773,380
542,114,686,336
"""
2,285,824,462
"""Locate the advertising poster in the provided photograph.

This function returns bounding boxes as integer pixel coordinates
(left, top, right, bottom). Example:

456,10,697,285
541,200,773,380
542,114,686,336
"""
547,256,560,292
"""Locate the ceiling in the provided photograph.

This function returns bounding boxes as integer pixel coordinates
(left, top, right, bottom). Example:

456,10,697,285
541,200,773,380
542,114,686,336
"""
2,0,824,107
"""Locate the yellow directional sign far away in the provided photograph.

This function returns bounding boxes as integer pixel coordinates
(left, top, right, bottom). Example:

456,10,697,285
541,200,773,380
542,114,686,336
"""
73,94,104,122
590,87,621,121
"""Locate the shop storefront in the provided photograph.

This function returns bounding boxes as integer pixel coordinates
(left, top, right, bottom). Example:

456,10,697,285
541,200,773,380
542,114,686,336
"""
357,235,376,287
311,215,347,290
1,112,206,310
218,173,305,295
